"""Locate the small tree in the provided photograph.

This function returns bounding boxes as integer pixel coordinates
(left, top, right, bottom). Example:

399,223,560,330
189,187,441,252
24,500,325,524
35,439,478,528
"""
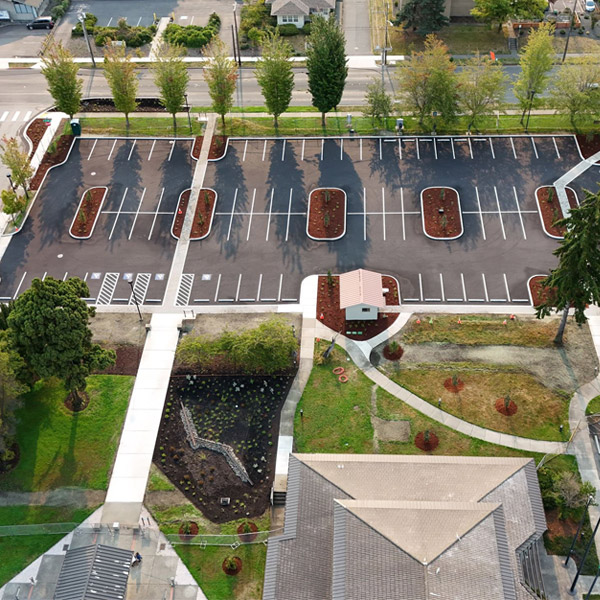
471,0,546,31
40,38,82,119
363,78,393,126
151,41,190,134
1,189,27,224
306,15,348,127
535,190,600,345
396,0,449,35
255,32,294,128
0,137,33,200
203,38,238,128
103,42,139,128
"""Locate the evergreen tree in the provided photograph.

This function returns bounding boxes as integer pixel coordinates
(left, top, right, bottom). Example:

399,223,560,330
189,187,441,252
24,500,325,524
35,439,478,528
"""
535,190,600,345
306,15,348,126
396,0,449,36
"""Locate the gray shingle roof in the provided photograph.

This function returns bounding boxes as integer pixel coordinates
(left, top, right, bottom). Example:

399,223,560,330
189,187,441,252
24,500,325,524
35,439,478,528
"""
270,0,334,16
54,544,131,600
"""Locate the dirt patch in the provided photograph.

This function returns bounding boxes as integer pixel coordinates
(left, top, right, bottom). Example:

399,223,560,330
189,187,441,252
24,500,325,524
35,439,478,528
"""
576,134,600,160
172,190,190,238
190,189,216,239
415,430,439,451
317,275,399,341
70,187,106,238
26,118,48,158
536,186,578,237
371,417,410,442
495,397,518,416
529,276,557,308
192,136,203,159
443,377,465,393
209,136,228,160
545,508,579,538
89,313,149,346
30,132,74,191
96,344,142,376
307,188,345,239
421,187,462,239
64,391,90,412
79,98,167,112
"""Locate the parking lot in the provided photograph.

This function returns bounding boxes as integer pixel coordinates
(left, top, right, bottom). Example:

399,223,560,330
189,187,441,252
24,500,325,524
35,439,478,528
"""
0,133,587,308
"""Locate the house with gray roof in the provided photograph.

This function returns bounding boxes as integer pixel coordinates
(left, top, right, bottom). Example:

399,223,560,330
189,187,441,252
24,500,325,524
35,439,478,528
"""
263,454,547,600
268,0,335,28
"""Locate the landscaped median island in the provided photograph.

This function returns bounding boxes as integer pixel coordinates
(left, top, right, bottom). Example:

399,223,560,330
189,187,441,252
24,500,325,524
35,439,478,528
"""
307,188,346,241
69,187,107,239
25,118,49,158
29,131,73,191
536,185,578,238
172,189,218,240
420,186,463,240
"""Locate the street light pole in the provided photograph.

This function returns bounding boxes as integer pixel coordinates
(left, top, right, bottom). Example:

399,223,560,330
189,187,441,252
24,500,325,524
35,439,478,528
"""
79,13,96,68
562,0,579,63
184,93,192,133
569,514,600,595
566,495,595,567
127,280,143,322
585,564,600,600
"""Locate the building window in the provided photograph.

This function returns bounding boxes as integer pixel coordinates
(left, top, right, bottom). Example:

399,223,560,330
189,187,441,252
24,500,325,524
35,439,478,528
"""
281,15,299,22
361,308,370,313
14,3,35,13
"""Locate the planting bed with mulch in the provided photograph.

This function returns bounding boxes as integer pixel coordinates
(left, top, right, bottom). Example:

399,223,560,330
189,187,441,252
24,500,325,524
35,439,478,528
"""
30,134,74,191
237,521,258,542
307,188,346,240
443,377,465,393
209,136,228,160
192,136,203,160
70,187,107,238
536,186,578,237
576,134,600,160
26,118,48,158
495,397,518,416
178,521,200,540
415,431,439,452
96,344,142,376
154,374,294,523
79,98,167,113
172,190,190,239
529,276,556,308
421,187,462,239
317,275,399,340
383,343,404,361
64,391,90,413
190,189,217,240
222,556,242,575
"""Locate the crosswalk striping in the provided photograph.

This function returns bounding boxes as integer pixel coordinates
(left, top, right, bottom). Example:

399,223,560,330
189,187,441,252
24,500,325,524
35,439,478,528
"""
0,110,37,123
175,273,194,306
128,272,151,305
96,272,119,305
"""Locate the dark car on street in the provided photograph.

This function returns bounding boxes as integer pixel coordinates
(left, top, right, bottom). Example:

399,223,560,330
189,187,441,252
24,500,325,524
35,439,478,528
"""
26,16,54,30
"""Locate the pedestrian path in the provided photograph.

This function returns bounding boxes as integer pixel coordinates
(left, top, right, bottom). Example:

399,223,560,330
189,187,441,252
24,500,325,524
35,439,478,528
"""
554,149,600,216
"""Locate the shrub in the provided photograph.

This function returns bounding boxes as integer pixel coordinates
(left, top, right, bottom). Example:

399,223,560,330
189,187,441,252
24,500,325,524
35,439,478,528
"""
51,5,65,19
71,12,98,37
240,0,276,39
301,22,311,34
277,23,300,36
163,14,221,48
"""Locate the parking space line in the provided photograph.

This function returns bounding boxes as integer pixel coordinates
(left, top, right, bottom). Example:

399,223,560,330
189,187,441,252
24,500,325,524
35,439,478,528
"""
42,271,47,281
416,138,420,160
0,111,7,122
214,274,221,302
107,17,113,26
489,137,495,159
235,274,242,302
553,137,561,159
513,299,530,303
136,16,142,26
127,140,136,161
278,274,283,302
83,272,88,282
148,140,156,161
494,186,506,240
418,273,424,301
363,188,367,241
381,188,386,241
321,139,324,160
227,189,238,241
433,138,438,160
190,16,195,25
240,298,255,302
11,111,19,122
62,272,68,281
379,139,382,160
301,139,305,161
481,273,489,302
262,140,267,161
265,189,274,241
87,139,98,161
257,273,263,300
281,140,286,161
531,137,539,159
108,187,128,240
510,137,517,159
398,138,402,160
439,273,445,301
503,273,512,302
468,137,473,159
246,188,256,241
513,186,526,240
340,139,343,160
475,186,486,241
13,272,26,299
129,273,151,305
108,139,117,161
129,187,146,240
285,189,293,242
360,138,363,161
168,141,175,161
401,187,405,241
240,139,247,161
461,273,467,301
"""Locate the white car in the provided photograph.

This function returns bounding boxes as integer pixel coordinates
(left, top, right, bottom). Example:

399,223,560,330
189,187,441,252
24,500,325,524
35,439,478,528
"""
585,0,596,12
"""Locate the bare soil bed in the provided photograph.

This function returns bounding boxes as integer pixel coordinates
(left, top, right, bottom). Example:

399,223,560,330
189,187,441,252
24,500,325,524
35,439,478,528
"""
26,118,47,158
415,430,439,452
307,188,346,240
495,397,518,416
70,187,106,238
536,186,578,237
529,276,557,308
317,275,399,340
576,134,600,160
79,98,167,112
30,133,74,191
172,190,190,239
154,374,294,523
209,136,228,160
96,344,143,376
192,136,203,159
421,187,462,239
190,189,216,240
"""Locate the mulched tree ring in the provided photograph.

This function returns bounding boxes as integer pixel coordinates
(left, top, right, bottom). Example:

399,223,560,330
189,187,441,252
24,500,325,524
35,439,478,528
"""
529,276,557,308
178,521,199,541
415,431,439,452
26,118,48,158
495,398,518,416
576,134,600,160
535,186,578,238
70,187,107,238
237,521,258,542
190,189,217,240
307,188,346,240
30,131,74,191
172,190,190,239
0,443,20,473
443,377,465,393
421,187,463,240
209,135,228,160
383,343,404,361
222,556,242,576
64,391,90,413
192,136,203,160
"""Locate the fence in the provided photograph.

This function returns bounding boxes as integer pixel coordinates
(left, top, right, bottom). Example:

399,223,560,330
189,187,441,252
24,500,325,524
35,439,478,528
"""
165,527,283,546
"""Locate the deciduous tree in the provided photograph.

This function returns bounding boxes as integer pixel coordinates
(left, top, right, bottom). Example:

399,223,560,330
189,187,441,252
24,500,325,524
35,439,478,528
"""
0,137,33,200
151,41,190,133
203,38,238,128
40,38,82,119
363,78,393,126
1,189,27,224
396,0,449,35
535,189,600,345
306,15,348,126
8,277,115,407
103,43,139,128
255,32,294,127
471,0,546,31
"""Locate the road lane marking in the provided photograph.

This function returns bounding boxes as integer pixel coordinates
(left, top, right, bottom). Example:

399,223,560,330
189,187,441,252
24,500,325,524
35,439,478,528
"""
127,140,136,160
418,273,423,301
301,139,305,161
277,274,283,302
363,187,367,241
433,138,437,160
503,273,511,302
235,274,242,302
11,111,20,122
0,111,8,122
262,140,267,161
381,187,386,241
257,273,263,300
13,272,26,299
451,137,455,159
379,138,382,160
553,137,561,159
340,138,343,160
168,140,175,161
461,273,467,301
281,139,286,161
214,274,221,302
360,138,363,160
23,111,32,121
481,273,489,302
489,137,495,159
401,187,405,241
398,138,402,160
531,137,539,159
108,139,117,160
439,273,445,302
468,137,473,159
416,138,420,160
510,137,517,159
285,189,293,242
320,139,324,160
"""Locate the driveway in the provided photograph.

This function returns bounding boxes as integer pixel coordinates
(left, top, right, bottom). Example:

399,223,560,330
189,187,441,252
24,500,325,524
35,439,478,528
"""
0,24,47,58
343,0,372,55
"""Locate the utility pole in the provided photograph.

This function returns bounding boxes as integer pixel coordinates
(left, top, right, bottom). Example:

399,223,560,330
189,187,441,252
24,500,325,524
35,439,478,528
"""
569,514,600,595
79,12,96,68
562,0,579,63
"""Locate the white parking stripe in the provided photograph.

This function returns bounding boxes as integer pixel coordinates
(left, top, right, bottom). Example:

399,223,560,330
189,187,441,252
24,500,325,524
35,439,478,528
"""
451,138,455,159
503,273,511,302
510,137,517,159
340,138,343,160
460,273,467,301
87,139,98,160
265,189,274,241
489,137,495,159
381,188,386,241
246,188,256,241
127,140,136,160
398,138,402,160
262,140,267,161
513,186,526,239
481,273,489,302
257,273,263,300
553,137,561,159
433,138,438,160
11,111,20,122
243,140,248,161
148,139,156,161
168,140,175,161
401,187,405,241
416,138,420,160
226,189,238,241
301,139,305,161
475,186,486,241
418,273,424,301
214,274,221,302
23,111,32,122
285,189,293,242
107,17,113,26
439,273,445,302
360,138,363,161
363,188,367,241
13,272,26,299
148,187,165,240
494,186,506,240
108,187,128,240
235,274,242,302
108,139,117,160
136,16,142,25
320,139,324,160
42,272,47,281
278,274,283,302
0,111,8,122
468,137,473,159
129,187,146,240
281,139,286,161
379,138,382,160
531,137,539,159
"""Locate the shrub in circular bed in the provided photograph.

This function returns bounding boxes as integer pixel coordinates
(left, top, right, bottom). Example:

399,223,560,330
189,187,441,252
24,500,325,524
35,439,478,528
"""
222,556,242,575
495,395,518,416
415,430,439,452
383,341,404,361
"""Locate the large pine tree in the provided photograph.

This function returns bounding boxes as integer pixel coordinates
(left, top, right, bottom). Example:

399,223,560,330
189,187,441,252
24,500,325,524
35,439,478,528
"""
397,0,449,36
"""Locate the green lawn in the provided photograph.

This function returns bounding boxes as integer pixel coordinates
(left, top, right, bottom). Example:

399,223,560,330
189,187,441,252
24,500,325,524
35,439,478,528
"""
0,505,97,586
74,117,204,137
399,314,562,347
586,395,600,416
0,375,133,491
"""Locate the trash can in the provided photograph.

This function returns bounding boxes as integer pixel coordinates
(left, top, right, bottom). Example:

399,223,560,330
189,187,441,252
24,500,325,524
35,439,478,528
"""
70,118,81,136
